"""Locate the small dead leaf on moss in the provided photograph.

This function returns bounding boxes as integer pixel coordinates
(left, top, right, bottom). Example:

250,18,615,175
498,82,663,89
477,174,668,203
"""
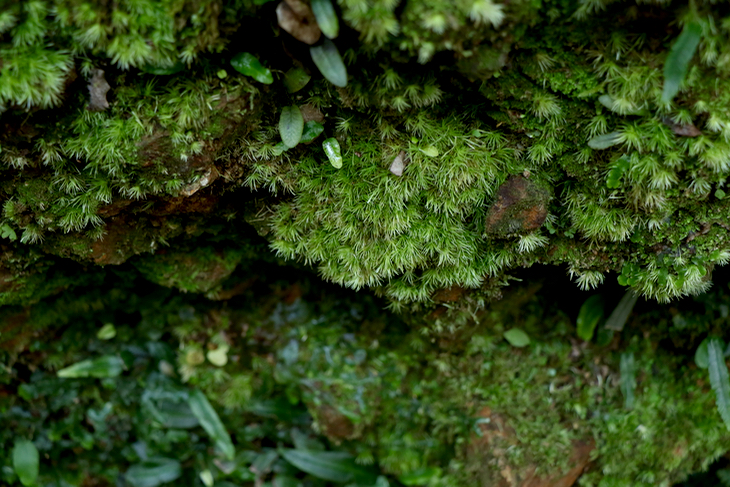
661,117,702,137
277,0,321,45
87,69,111,112
389,150,408,176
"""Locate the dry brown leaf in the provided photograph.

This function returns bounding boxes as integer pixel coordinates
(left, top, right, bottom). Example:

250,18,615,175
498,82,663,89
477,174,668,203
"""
276,0,321,45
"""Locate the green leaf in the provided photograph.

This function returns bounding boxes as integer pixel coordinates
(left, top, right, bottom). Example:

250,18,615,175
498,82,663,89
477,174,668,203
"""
595,327,614,347
310,39,348,88
290,427,325,451
503,328,530,347
696,338,711,369
96,323,116,340
280,449,377,484
188,389,235,460
1,223,17,240
398,467,442,486
283,67,311,93
200,469,214,487
279,106,305,149
57,355,124,378
420,146,439,157
708,338,730,430
311,0,339,39
576,295,604,341
125,458,182,487
300,121,324,144
662,21,702,103
587,132,621,150
604,290,639,331
606,155,630,189
323,137,342,168
157,401,199,429
231,52,274,84
274,475,302,487
13,439,39,487
273,141,290,156
140,61,185,75
206,344,229,367
619,352,636,410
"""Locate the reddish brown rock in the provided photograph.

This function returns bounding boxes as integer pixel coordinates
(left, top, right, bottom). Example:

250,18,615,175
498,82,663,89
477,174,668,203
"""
299,103,325,124
467,407,594,487
485,176,549,237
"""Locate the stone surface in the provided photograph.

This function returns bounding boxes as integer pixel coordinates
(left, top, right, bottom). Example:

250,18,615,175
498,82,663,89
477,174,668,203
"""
468,406,594,487
485,176,550,237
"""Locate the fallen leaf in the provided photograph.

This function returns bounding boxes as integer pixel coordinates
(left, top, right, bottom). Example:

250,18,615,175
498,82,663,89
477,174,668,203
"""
277,0,321,45
661,116,702,137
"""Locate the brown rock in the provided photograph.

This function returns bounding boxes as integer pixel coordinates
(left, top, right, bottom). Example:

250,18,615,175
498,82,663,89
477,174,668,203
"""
277,0,321,45
0,309,31,353
485,176,549,237
433,285,467,303
316,404,356,442
467,407,594,487
299,103,325,124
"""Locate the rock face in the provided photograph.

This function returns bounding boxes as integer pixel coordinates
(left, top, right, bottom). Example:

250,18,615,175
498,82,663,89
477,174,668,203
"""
467,407,594,487
485,176,550,237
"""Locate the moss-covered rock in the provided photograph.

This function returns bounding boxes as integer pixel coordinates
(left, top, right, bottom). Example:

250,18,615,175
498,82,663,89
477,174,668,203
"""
2,0,730,315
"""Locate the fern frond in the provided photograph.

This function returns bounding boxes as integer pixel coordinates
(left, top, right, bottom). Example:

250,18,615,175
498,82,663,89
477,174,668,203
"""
708,338,730,431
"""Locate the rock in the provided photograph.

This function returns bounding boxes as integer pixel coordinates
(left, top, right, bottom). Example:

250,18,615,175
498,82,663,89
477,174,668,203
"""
467,407,594,487
133,245,243,293
299,103,325,124
86,69,111,112
180,166,219,197
314,404,356,442
389,150,407,176
485,176,549,237
277,0,321,45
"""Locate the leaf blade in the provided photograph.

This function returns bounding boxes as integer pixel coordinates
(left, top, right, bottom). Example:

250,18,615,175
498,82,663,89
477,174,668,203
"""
230,52,274,84
125,458,182,487
311,0,339,39
604,290,638,331
279,106,305,149
619,352,636,410
576,295,604,341
662,21,702,103
13,439,39,487
322,137,342,168
708,338,730,430
280,449,377,484
503,328,530,347
187,389,235,460
57,355,124,378
310,39,347,87
587,131,621,150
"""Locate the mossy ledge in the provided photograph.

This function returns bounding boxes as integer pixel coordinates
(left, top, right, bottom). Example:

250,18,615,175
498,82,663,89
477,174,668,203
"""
3,0,730,317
